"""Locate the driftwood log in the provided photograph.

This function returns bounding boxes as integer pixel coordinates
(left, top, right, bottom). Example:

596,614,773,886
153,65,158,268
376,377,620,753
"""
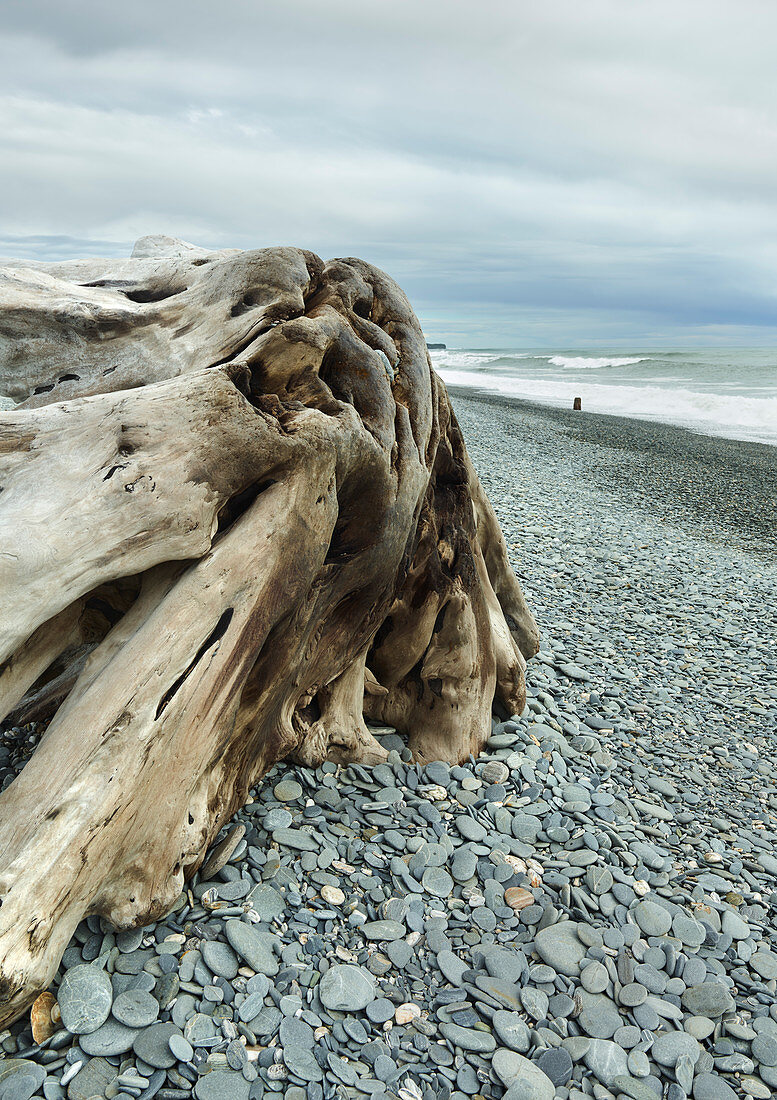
0,235,539,1026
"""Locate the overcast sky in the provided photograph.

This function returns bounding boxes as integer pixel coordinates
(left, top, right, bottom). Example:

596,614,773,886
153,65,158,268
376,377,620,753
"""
3,0,777,346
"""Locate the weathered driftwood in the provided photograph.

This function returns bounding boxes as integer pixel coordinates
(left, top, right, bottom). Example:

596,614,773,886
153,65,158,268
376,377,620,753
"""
0,235,538,1025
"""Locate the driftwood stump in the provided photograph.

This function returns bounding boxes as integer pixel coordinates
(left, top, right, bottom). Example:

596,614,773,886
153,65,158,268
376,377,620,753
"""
0,235,539,1026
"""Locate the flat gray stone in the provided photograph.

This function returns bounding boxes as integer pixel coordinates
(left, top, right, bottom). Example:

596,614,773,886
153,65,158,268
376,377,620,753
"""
132,1021,180,1069
64,1056,115,1100
282,1045,324,1082
225,920,280,975
455,816,487,842
273,779,303,801
577,992,623,1040
437,949,468,986
194,1069,251,1099
533,921,587,977
79,1018,141,1055
58,964,113,1034
111,988,159,1028
0,1062,45,1100
751,950,777,980
584,1038,629,1087
361,919,405,941
498,1053,554,1100
492,1011,531,1053
169,1033,195,1062
652,1030,702,1068
271,826,318,850
681,982,735,1017
248,883,286,922
632,899,671,937
422,866,453,897
439,1023,496,1053
200,938,240,979
692,1072,738,1100
318,964,376,1012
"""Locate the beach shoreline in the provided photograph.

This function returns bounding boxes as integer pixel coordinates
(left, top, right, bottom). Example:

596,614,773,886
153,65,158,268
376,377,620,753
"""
447,383,777,556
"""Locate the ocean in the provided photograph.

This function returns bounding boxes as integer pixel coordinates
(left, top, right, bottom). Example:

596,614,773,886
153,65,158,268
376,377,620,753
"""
430,347,777,446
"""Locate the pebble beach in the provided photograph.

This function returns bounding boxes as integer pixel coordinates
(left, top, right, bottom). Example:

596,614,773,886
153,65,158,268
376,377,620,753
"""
1,389,776,1100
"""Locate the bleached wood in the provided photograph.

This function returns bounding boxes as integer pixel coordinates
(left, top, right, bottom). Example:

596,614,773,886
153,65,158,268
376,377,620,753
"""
0,238,538,1024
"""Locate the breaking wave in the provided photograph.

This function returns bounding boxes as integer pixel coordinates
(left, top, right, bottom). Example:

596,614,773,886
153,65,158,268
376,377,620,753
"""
434,368,777,445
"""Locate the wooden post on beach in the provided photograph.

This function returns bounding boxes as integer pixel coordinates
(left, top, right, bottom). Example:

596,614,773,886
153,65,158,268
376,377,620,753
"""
573,396,582,410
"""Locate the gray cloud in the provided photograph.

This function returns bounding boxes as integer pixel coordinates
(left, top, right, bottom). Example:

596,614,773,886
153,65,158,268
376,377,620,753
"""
2,0,777,345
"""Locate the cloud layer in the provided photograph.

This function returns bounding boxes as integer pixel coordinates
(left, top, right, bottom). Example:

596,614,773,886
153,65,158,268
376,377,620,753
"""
3,0,777,345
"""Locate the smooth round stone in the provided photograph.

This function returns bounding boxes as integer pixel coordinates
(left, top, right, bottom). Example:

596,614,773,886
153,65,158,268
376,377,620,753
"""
374,1054,399,1081
681,982,735,1017
473,906,496,932
577,992,622,1039
343,1017,368,1044
672,914,706,949
273,779,302,802
583,1038,629,1088
614,1025,642,1049
319,964,376,1011
200,939,239,980
277,1018,312,1052
632,900,671,937
619,982,648,1007
456,816,487,842
493,1047,535,1084
753,1033,777,1066
452,851,477,882
321,884,345,906
498,1054,555,1100
366,998,395,1024
57,964,113,1034
116,928,145,953
681,955,707,986
422,867,453,898
481,761,509,784
225,920,280,975
132,1022,180,1068
0,1064,45,1100
533,921,587,977
685,1015,716,1040
437,949,468,986
652,1030,702,1068
263,808,292,830
79,1019,141,1056
386,939,413,968
439,1023,496,1053
362,920,405,942
283,1045,323,1082
237,991,265,1023
628,1049,651,1077
111,989,160,1029
492,1012,531,1053
721,910,750,940
169,1033,194,1062
425,762,451,785
194,1069,251,1099
537,1047,573,1086
581,961,609,994
250,883,286,922
692,1072,738,1100
184,1013,217,1046
586,865,614,895
740,1075,772,1099
751,950,777,980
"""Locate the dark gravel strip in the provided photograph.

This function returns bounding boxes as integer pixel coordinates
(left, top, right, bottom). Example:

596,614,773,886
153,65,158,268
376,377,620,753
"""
446,386,777,555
